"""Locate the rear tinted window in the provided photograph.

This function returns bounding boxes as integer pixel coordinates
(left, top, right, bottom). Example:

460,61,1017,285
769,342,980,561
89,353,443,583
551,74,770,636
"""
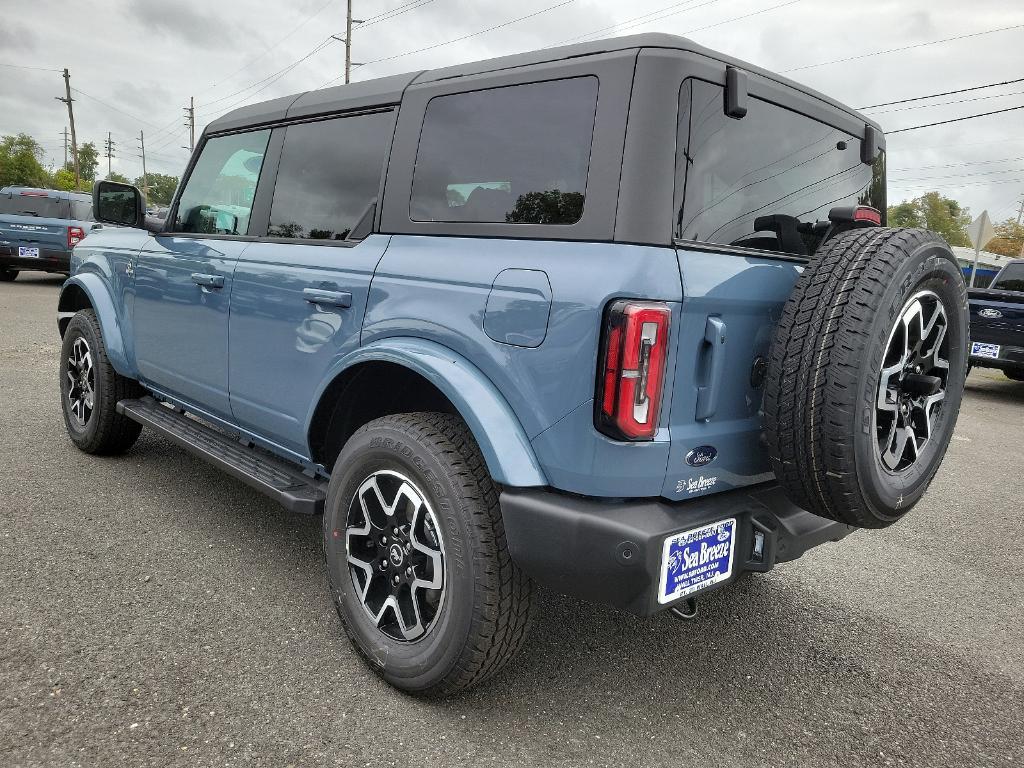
993,263,1024,292
70,199,93,221
267,111,393,240
675,79,886,257
410,77,598,225
0,193,69,219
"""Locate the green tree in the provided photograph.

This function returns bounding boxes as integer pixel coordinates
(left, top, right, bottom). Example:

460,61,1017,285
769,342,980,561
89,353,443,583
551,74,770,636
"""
134,173,179,206
987,218,1024,258
0,133,50,188
52,167,77,191
75,141,100,182
505,189,585,224
885,192,970,247
107,171,130,183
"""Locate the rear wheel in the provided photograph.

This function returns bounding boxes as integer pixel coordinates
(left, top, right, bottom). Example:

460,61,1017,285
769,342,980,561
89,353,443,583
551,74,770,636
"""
0,269,18,282
59,309,144,454
764,228,968,528
323,412,535,695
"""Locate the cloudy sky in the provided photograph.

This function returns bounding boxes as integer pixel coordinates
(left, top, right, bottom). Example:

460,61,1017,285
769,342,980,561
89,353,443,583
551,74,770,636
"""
2,0,1022,222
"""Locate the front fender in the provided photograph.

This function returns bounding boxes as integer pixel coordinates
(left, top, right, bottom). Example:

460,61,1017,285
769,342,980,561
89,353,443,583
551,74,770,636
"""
58,273,136,378
310,338,547,488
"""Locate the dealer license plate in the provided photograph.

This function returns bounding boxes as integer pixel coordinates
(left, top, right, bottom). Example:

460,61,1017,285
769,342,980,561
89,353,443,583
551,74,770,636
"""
18,246,40,258
971,341,1000,360
658,518,736,604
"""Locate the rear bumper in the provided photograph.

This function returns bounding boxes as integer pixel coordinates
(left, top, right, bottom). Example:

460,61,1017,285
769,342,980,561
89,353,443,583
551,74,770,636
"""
500,483,854,616
969,342,1024,371
0,245,71,272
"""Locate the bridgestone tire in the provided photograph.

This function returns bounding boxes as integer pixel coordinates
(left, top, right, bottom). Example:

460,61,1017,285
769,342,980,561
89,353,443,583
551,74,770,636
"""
60,309,144,455
323,412,536,696
0,269,18,282
764,228,968,528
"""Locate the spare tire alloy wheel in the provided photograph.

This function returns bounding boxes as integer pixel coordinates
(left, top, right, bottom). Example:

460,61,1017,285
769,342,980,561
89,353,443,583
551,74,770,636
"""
764,228,968,529
66,337,95,427
346,470,445,642
875,291,950,472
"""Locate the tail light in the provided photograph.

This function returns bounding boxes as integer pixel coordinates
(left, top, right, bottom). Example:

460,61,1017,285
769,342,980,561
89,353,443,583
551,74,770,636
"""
67,226,85,248
595,300,671,441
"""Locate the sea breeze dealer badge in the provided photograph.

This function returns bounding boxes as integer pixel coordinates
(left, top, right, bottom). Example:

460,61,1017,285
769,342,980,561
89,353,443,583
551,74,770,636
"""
658,518,737,604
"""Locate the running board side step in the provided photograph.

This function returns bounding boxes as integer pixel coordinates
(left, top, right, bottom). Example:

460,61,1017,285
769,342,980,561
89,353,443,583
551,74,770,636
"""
116,396,327,514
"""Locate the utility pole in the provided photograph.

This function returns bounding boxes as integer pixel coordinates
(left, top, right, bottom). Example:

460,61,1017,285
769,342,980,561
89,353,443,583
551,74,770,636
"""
137,131,149,202
1016,197,1023,226
330,3,363,84
61,128,69,168
103,132,116,178
55,69,80,187
184,97,195,152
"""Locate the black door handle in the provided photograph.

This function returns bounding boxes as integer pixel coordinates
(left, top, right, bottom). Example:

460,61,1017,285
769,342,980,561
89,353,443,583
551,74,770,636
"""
303,288,353,308
191,273,225,289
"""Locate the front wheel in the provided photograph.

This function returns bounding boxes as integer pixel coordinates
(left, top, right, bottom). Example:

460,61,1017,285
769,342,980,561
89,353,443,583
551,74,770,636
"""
0,269,18,282
59,309,144,454
323,412,536,696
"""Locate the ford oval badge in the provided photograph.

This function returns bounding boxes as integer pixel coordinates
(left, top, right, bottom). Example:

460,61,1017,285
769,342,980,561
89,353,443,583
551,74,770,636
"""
978,308,1002,319
685,445,717,467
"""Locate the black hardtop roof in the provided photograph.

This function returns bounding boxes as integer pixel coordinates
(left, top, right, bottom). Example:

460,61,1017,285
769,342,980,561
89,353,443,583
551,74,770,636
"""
206,33,881,135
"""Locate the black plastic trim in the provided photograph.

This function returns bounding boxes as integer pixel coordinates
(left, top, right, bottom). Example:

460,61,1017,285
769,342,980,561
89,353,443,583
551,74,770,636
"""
500,482,853,616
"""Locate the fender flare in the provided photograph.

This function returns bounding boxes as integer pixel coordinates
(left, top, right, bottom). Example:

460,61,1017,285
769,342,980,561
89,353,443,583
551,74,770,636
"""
57,274,136,378
308,338,547,488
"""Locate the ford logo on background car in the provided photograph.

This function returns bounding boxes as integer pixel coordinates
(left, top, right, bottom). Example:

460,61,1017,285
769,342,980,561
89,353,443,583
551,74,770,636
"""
978,308,1003,319
685,446,718,467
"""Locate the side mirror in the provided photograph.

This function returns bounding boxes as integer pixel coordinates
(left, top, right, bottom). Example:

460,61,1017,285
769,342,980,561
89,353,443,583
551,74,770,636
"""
93,180,148,230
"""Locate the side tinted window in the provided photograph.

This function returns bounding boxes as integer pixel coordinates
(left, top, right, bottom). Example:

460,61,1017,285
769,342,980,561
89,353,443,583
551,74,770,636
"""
175,129,271,235
993,263,1024,292
268,111,394,240
410,77,598,225
675,79,886,257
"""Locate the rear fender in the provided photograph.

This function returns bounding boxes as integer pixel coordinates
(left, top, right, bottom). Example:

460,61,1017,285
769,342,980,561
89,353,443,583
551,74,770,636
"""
57,273,135,378
308,338,547,487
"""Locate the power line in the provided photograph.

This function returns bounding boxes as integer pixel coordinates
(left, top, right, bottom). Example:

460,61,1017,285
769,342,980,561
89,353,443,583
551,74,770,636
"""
866,89,1024,116
889,166,1024,182
70,87,167,130
890,155,1024,172
784,22,1024,73
356,0,437,30
859,76,1024,110
549,0,720,47
887,104,1024,134
0,62,61,72
322,0,576,87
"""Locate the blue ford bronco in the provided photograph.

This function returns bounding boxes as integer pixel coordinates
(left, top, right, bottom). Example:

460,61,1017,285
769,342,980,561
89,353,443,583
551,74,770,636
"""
59,34,968,695
0,187,97,279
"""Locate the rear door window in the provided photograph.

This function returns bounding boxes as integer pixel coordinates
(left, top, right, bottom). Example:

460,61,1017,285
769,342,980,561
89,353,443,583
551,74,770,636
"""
992,263,1024,292
174,129,271,236
267,110,394,241
410,77,599,225
675,79,886,257
0,193,69,219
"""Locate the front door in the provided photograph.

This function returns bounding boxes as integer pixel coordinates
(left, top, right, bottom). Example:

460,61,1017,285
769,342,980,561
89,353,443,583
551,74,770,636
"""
132,128,272,420
227,109,396,455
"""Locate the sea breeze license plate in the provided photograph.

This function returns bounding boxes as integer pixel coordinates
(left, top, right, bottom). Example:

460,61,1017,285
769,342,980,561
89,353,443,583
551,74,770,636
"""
971,342,1000,360
658,518,736,604
18,246,40,258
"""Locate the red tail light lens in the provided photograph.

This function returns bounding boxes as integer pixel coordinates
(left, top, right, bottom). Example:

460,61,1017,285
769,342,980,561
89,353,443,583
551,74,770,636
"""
853,206,882,225
595,300,671,441
68,226,85,248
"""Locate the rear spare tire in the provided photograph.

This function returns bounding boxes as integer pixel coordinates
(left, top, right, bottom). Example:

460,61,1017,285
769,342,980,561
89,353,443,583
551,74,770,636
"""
764,228,968,528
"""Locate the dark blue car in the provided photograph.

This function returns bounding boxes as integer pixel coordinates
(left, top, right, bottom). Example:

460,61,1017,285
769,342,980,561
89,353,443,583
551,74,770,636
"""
0,187,97,280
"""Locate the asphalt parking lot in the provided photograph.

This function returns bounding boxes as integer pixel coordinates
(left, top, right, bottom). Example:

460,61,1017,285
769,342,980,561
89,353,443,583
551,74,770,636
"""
1,271,1021,768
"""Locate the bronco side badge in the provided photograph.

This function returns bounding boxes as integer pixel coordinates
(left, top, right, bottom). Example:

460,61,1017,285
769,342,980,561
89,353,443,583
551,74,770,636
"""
685,445,717,467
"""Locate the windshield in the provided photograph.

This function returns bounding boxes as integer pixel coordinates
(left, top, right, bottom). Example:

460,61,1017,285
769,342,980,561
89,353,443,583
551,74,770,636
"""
0,193,70,219
992,263,1024,292
675,78,886,258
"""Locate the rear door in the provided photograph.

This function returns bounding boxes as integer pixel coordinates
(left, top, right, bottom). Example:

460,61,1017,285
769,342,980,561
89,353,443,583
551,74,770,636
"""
227,110,395,456
663,74,886,501
0,190,72,263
